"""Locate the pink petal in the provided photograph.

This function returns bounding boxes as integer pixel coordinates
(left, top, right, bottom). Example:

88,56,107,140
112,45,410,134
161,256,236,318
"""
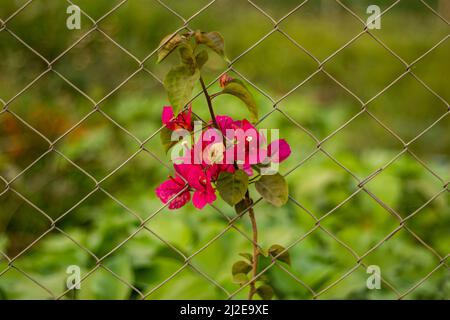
162,106,174,128
181,105,192,130
215,115,234,134
268,139,291,163
155,177,190,209
192,189,216,209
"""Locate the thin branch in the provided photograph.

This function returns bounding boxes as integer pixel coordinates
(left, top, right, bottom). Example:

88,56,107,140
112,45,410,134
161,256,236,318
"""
199,76,219,129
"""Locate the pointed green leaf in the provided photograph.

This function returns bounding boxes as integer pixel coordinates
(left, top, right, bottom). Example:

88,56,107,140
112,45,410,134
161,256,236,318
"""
195,49,209,69
194,31,225,57
232,260,252,276
255,173,288,207
238,253,253,263
178,43,195,70
222,79,258,122
269,244,291,266
160,126,178,153
256,284,274,300
164,65,200,114
217,170,249,206
233,273,248,284
234,198,252,215
157,33,184,63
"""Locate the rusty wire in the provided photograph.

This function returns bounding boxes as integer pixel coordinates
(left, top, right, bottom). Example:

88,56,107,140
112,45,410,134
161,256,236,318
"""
0,0,448,300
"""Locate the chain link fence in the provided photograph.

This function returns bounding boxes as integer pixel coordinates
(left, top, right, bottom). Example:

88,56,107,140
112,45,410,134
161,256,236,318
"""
0,0,449,299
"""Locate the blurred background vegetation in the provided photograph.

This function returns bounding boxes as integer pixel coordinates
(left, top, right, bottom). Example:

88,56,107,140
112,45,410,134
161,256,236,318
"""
0,0,449,299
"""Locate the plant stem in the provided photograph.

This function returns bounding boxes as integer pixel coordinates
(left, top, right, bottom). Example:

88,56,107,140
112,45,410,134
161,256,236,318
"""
199,76,219,129
200,74,258,300
246,192,259,300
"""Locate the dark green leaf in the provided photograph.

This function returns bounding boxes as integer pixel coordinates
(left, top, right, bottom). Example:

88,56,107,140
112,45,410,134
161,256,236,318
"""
194,31,225,57
269,244,291,266
160,126,178,153
232,260,252,276
217,170,249,206
255,173,288,207
178,43,195,70
195,49,209,69
256,284,274,300
234,198,252,215
164,65,200,114
238,253,253,263
157,33,184,63
221,79,258,122
233,273,248,284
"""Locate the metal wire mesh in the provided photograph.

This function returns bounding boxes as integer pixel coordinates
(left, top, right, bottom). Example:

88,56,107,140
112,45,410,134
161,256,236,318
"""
0,0,448,300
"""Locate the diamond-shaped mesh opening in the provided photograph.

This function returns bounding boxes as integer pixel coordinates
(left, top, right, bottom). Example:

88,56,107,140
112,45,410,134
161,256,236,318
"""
188,0,275,60
412,40,450,103
408,113,450,182
6,72,94,141
0,0,30,20
367,73,448,142
276,70,363,137
0,30,47,100
0,189,51,260
0,112,49,180
403,192,450,257
98,0,184,60
55,111,140,180
5,0,93,60
364,152,444,218
324,32,406,101
320,190,400,256
144,264,228,300
320,111,404,178
280,0,364,61
360,0,449,63
57,189,141,259
361,229,443,296
0,267,54,300
71,0,124,20
232,31,318,99
316,266,398,300
9,151,96,219
286,228,358,295
9,229,96,298
53,30,139,101
287,151,360,218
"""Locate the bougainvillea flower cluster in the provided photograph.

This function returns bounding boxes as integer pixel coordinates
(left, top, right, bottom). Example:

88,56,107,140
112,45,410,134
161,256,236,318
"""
156,109,291,210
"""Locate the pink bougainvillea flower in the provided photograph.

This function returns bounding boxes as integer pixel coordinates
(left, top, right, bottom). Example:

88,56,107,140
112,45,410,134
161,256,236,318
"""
267,139,291,163
155,175,190,210
175,163,217,209
162,105,193,131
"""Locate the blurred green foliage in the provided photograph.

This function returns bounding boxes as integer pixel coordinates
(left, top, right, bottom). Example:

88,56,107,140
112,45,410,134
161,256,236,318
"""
0,0,449,299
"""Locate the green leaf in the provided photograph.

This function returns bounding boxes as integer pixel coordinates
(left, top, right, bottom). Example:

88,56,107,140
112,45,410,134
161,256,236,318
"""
194,31,225,57
234,198,251,215
160,126,177,154
268,244,291,266
233,273,249,284
157,33,184,63
255,173,288,207
221,79,258,122
256,284,274,300
239,253,253,263
216,170,249,206
195,49,209,69
232,260,252,275
164,65,200,114
178,43,195,70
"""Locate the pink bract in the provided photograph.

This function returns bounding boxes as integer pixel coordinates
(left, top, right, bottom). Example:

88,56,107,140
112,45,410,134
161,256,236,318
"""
162,105,193,131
